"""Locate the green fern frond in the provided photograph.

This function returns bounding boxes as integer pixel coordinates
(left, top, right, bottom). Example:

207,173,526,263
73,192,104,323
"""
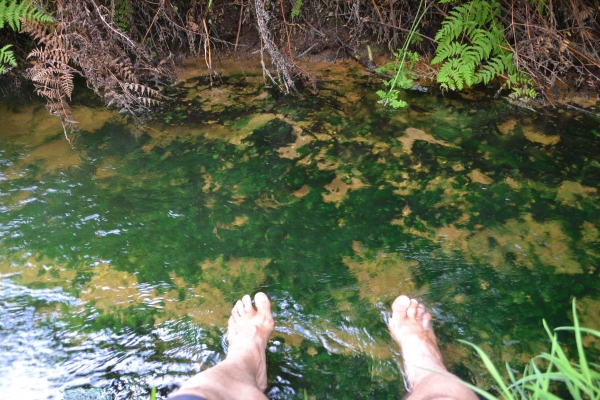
435,22,455,45
5,0,17,29
0,0,53,74
290,0,302,20
477,68,494,85
0,1,5,28
448,10,465,40
0,43,16,64
471,29,493,58
431,42,468,65
463,20,478,37
0,0,53,31
432,0,534,97
0,43,17,74
438,58,475,90
474,1,492,25
509,86,537,100
463,46,485,65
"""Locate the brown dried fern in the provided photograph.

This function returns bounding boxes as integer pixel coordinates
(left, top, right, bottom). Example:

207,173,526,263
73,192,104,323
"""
22,0,174,134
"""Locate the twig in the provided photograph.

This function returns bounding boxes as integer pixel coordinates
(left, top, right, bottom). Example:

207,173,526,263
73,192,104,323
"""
62,121,73,147
142,0,164,43
563,102,600,116
279,0,293,59
369,0,388,39
297,43,318,58
202,18,213,85
90,0,139,50
234,3,244,53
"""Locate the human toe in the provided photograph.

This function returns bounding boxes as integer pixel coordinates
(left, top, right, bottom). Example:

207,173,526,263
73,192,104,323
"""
406,299,419,319
391,295,411,317
422,312,432,330
242,294,254,314
234,299,244,317
254,292,272,316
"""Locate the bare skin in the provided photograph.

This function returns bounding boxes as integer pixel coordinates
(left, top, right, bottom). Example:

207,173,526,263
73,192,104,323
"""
170,292,274,400
389,295,477,400
171,293,476,400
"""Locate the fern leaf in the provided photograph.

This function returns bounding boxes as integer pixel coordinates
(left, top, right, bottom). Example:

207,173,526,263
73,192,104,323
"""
482,57,505,76
60,73,73,99
462,62,477,86
464,20,478,36
13,0,29,30
290,0,302,20
6,0,17,30
1,0,53,31
0,44,16,74
26,3,52,23
448,10,465,40
499,52,515,72
474,1,491,26
431,42,468,65
432,0,534,94
476,67,494,85
489,23,505,47
435,21,454,44
462,46,484,65
0,0,6,29
0,44,16,64
490,0,501,17
471,29,493,58
437,59,460,90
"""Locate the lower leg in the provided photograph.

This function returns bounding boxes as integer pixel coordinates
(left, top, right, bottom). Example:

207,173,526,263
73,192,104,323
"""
171,292,274,400
389,295,477,400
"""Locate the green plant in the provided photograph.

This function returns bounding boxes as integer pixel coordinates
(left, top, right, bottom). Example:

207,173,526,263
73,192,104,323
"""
291,0,302,20
114,0,129,32
0,0,53,74
376,49,419,108
432,0,535,100
376,0,430,108
0,0,52,30
461,299,600,399
0,43,16,73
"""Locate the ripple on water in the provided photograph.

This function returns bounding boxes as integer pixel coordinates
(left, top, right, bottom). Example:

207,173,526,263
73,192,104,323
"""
1,70,599,399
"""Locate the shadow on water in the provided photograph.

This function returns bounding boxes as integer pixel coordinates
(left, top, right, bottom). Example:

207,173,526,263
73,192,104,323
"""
1,70,599,399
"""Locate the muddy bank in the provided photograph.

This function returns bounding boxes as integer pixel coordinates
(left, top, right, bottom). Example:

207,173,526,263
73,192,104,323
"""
174,48,599,115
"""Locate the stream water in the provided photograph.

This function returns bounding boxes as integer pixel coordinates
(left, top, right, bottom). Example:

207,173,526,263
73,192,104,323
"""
1,67,599,400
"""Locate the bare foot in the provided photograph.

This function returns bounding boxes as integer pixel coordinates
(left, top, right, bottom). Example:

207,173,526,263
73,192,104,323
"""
389,295,447,390
226,292,274,391
173,293,273,400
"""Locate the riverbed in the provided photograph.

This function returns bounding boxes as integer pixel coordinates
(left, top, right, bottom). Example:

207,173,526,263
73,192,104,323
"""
1,65,599,399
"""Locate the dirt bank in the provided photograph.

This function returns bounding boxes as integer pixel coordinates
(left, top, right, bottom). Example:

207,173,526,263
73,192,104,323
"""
175,45,600,115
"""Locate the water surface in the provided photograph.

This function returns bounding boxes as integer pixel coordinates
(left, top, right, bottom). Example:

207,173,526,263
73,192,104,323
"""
1,68,600,399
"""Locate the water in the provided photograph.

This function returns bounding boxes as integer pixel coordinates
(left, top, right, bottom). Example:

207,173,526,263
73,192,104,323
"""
1,68,599,399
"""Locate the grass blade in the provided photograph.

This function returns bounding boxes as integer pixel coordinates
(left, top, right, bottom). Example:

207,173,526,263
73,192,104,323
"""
459,340,513,399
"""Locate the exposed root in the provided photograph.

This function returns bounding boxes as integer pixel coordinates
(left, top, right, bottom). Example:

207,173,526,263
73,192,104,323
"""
254,0,297,94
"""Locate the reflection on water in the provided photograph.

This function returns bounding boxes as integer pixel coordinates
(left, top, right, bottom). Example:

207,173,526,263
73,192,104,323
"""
1,69,599,399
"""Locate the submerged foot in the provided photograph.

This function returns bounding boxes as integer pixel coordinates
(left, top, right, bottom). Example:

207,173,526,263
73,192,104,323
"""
226,292,274,392
389,295,447,390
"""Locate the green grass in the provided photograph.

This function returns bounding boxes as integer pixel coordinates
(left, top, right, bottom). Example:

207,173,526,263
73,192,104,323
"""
462,299,600,400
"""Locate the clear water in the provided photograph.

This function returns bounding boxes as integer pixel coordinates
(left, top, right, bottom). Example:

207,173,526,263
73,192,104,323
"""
1,69,599,399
